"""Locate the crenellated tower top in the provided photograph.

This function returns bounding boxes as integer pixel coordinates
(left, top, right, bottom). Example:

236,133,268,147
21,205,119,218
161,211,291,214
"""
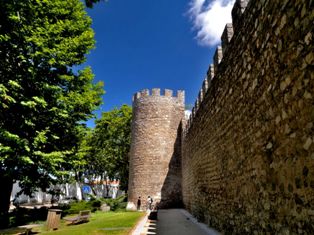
127,88,185,210
132,88,185,105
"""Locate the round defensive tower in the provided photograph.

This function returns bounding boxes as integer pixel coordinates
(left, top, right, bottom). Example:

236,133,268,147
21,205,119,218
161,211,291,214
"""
127,88,185,210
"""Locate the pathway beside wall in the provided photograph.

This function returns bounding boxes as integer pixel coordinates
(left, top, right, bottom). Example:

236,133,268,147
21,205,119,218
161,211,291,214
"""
156,209,220,235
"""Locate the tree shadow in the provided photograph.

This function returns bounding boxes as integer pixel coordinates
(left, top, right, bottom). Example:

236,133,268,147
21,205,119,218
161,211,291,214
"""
0,207,48,229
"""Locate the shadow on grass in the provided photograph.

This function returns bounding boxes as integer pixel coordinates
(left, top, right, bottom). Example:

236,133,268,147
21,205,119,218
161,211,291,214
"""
66,220,89,226
0,205,68,230
0,227,23,235
0,227,40,235
0,207,47,229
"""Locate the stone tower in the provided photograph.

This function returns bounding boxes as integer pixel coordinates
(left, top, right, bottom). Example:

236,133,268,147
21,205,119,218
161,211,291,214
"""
127,88,185,210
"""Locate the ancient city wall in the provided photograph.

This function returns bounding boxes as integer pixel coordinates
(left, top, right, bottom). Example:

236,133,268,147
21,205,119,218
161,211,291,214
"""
127,89,184,209
182,0,314,234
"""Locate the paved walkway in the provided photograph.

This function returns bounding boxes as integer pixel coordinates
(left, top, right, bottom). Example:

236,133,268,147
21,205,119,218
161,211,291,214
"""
133,209,220,235
131,211,149,235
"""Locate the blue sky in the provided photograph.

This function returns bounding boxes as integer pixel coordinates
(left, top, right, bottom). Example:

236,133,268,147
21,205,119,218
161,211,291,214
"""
83,0,234,127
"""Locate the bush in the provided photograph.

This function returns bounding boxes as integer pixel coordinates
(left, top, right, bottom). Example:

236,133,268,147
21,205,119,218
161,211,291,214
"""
62,195,127,215
64,198,102,215
90,199,102,208
102,195,127,211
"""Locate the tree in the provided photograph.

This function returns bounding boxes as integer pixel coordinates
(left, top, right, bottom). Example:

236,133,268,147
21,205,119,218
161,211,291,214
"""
86,105,132,192
69,126,96,198
0,0,104,215
85,0,105,8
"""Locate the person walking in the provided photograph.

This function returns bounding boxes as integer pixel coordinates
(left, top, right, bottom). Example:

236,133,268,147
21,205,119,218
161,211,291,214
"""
147,196,153,210
137,196,141,210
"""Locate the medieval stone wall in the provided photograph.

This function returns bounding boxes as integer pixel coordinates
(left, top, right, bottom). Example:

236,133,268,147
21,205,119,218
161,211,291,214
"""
182,0,314,234
127,89,184,209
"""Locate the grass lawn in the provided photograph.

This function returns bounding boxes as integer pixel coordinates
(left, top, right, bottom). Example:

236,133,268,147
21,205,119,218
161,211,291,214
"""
0,211,145,235
38,211,145,235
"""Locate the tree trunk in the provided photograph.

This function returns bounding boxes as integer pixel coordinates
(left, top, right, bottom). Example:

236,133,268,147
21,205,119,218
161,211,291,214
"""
0,175,13,214
0,174,13,228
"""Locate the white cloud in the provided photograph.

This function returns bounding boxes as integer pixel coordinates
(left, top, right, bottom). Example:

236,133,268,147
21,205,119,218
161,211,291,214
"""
188,0,235,46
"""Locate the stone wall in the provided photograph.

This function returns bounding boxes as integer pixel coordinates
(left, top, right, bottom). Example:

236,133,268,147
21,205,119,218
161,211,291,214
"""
127,89,185,210
182,0,314,234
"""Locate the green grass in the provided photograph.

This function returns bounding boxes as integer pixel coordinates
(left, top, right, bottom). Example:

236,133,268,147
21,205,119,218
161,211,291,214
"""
35,211,144,235
0,211,144,235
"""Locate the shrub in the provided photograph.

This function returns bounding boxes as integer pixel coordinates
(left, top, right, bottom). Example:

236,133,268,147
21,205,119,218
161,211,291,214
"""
64,198,102,215
62,195,127,215
90,199,102,208
102,195,127,211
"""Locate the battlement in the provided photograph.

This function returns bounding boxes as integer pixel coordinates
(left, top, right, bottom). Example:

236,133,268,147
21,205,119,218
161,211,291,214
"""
132,88,185,104
128,87,185,209
130,0,313,232
184,0,251,135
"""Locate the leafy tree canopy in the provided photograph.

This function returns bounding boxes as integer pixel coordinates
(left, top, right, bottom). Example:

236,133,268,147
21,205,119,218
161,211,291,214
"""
0,0,104,214
79,105,132,192
85,0,105,8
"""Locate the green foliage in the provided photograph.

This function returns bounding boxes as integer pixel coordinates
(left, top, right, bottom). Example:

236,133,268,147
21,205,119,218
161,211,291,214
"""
85,0,106,8
64,198,102,214
65,201,92,214
93,105,132,190
102,195,127,211
62,195,127,215
78,105,132,191
0,0,104,213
